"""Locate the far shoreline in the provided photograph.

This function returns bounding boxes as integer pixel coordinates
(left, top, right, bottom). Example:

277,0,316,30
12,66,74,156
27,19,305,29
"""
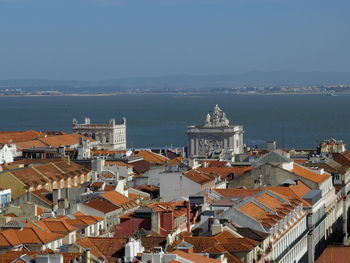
1,91,350,97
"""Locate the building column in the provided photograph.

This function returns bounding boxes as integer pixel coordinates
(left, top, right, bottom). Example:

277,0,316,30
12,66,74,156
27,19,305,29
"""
344,194,349,243
307,231,315,263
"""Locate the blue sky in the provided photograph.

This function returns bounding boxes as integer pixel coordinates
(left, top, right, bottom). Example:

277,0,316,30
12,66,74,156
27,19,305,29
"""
0,0,349,80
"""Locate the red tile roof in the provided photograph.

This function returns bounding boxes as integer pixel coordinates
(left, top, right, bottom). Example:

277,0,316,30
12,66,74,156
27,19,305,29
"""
183,170,215,185
77,237,128,262
0,130,45,144
197,166,252,179
171,250,220,263
316,245,350,263
37,134,94,148
292,164,330,184
0,222,63,247
132,150,167,165
174,231,255,263
83,198,120,214
333,152,350,167
99,191,130,206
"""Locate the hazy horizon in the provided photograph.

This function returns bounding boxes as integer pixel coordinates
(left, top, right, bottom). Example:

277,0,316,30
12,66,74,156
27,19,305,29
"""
1,0,349,81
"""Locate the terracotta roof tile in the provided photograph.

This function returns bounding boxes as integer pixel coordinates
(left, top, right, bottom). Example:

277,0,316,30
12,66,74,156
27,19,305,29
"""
183,170,215,185
239,202,269,221
132,160,151,175
99,191,130,206
105,161,132,167
132,150,167,165
31,189,53,206
77,237,128,262
91,150,127,156
197,166,252,179
213,188,259,197
0,222,62,247
0,130,45,144
83,198,120,214
38,134,94,148
37,219,77,234
292,164,330,184
15,140,48,150
171,250,220,263
316,245,350,263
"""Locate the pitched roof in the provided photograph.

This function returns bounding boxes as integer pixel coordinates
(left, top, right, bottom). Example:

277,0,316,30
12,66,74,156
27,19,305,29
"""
36,219,77,234
91,150,127,156
37,134,94,148
292,164,330,184
254,150,292,165
0,222,62,247
0,250,77,263
140,236,167,252
0,130,45,144
105,161,132,167
332,152,350,167
216,189,302,229
132,160,151,175
77,237,128,262
169,157,184,166
171,250,220,263
99,191,130,206
196,166,252,179
83,198,120,214
177,231,256,263
235,227,269,242
183,170,215,185
213,188,259,197
15,140,48,150
316,245,350,263
263,181,311,206
132,150,167,165
7,167,50,187
1,159,88,188
31,189,53,206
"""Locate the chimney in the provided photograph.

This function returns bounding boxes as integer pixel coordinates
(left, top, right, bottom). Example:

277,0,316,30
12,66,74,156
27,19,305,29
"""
186,201,191,233
176,241,194,253
151,211,160,234
211,219,223,235
83,248,91,263
267,141,277,152
58,146,65,156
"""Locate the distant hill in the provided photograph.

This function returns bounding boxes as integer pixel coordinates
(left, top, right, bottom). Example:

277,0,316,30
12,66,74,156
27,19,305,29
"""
1,71,350,92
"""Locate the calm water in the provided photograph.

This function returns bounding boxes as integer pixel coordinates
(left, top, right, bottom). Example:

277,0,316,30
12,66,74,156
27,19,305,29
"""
1,94,350,149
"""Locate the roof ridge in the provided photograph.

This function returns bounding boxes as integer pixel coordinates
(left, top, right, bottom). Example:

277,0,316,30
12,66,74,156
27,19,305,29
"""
30,166,51,183
36,138,51,147
250,199,278,215
50,162,66,174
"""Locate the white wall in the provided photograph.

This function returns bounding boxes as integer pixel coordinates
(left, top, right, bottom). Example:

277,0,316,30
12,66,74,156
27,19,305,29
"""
160,172,201,202
0,144,14,164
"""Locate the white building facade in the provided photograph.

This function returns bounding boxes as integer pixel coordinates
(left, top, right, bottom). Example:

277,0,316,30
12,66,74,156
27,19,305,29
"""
72,117,126,149
187,105,244,159
0,143,15,164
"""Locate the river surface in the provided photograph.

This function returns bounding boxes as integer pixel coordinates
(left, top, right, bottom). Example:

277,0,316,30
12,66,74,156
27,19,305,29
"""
1,94,349,149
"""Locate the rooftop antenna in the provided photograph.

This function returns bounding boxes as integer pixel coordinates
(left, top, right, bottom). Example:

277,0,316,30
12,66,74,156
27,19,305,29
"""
282,125,285,151
165,147,170,170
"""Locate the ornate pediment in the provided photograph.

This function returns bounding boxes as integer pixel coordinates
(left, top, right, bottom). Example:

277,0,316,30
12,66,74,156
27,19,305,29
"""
204,104,230,127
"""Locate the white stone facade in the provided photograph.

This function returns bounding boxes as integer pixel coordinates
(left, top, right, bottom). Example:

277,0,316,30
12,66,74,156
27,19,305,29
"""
72,117,126,149
0,143,15,164
187,105,244,159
